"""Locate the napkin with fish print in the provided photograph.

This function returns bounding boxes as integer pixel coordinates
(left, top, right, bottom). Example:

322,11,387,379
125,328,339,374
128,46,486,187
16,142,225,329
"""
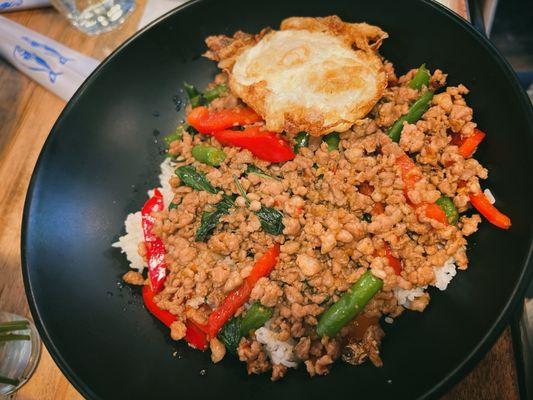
0,15,99,100
0,0,49,12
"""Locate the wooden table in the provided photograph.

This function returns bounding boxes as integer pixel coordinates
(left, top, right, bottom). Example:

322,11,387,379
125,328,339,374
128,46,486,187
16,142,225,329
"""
0,1,520,399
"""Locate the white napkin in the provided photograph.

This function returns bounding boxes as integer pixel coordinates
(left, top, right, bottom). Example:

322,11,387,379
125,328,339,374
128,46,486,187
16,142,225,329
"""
0,15,99,100
0,0,50,12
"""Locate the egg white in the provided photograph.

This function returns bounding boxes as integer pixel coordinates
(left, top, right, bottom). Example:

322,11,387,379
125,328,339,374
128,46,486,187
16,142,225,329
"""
230,29,386,136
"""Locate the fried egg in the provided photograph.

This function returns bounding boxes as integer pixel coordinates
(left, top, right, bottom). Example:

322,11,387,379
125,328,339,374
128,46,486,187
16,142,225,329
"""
218,16,388,136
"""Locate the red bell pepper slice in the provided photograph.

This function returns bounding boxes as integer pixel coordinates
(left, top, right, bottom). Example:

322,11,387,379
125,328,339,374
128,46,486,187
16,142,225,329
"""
207,281,252,338
207,244,280,338
141,189,166,293
185,320,209,351
246,243,281,283
458,128,486,158
214,127,295,163
384,243,402,275
470,192,511,230
395,153,422,192
395,153,450,225
142,285,208,350
142,284,176,327
187,106,262,134
395,153,423,208
424,203,448,224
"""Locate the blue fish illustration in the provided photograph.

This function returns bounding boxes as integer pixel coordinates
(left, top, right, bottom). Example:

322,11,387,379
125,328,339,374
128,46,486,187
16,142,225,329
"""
21,36,73,65
13,45,63,83
0,0,23,9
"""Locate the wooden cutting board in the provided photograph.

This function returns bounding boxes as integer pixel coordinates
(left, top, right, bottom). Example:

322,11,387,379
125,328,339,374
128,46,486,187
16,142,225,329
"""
0,0,519,398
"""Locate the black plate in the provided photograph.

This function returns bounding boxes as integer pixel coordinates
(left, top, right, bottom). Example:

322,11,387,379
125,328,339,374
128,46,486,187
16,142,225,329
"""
21,0,533,399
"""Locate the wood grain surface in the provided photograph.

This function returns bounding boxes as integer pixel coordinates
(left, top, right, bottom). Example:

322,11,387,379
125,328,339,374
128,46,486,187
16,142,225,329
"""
0,1,519,399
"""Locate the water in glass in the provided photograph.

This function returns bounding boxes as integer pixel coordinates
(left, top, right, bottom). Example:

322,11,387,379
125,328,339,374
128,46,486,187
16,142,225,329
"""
50,0,135,35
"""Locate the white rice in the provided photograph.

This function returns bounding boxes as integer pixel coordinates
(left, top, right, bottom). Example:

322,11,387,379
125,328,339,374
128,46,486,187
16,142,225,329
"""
483,188,496,204
111,211,145,272
394,286,427,308
151,158,175,208
432,257,457,291
394,256,458,307
113,159,175,272
255,326,298,368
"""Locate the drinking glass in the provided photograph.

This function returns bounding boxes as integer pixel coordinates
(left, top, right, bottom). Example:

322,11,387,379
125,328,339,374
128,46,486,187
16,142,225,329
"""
50,0,135,35
0,311,41,396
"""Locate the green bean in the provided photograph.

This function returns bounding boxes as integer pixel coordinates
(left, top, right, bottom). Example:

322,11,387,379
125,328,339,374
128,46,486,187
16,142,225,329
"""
323,132,340,151
191,144,227,166
203,84,227,102
435,195,459,224
190,96,202,108
184,82,202,108
163,124,186,147
162,132,182,147
293,131,310,154
408,64,430,90
240,302,273,336
175,165,217,194
184,82,227,107
388,91,434,142
184,82,200,99
317,271,383,338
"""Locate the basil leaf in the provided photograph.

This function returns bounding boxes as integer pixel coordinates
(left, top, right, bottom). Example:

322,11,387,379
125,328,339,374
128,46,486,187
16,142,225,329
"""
195,194,236,241
175,165,217,194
